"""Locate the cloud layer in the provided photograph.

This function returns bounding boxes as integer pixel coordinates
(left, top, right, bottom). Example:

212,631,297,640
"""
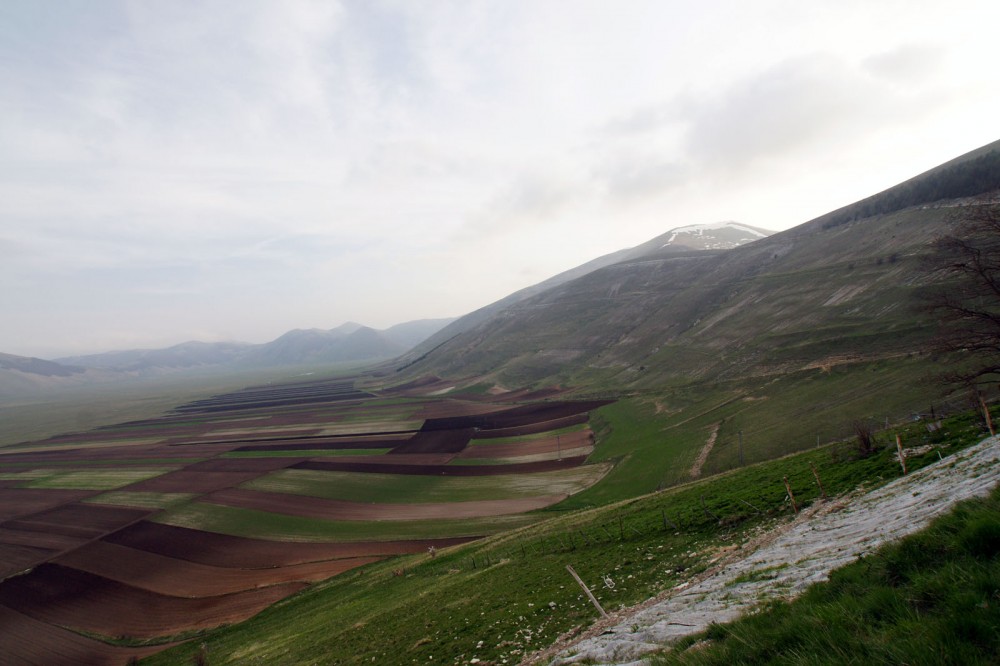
2,0,998,356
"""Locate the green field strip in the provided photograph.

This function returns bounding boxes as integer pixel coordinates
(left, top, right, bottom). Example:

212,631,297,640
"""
0,469,53,481
154,502,542,542
23,468,175,490
83,491,197,509
240,465,610,504
467,423,588,446
221,448,393,458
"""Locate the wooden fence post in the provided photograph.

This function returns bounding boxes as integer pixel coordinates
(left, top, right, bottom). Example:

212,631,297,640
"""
809,462,827,499
783,476,798,514
981,395,995,436
700,495,719,521
895,434,908,475
566,565,608,618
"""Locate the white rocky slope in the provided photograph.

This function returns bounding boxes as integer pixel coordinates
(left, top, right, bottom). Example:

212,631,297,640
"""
543,436,1000,665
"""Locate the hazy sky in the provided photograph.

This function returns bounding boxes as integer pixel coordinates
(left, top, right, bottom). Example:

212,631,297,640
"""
3,1,999,358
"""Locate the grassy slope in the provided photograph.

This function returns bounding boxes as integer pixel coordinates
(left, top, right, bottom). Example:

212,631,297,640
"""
142,409,992,665
656,486,1000,666
555,355,945,510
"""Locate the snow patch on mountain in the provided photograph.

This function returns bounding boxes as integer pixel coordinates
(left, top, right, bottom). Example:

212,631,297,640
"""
661,221,772,250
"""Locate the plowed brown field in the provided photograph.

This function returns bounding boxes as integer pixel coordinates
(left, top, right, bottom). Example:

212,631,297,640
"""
2,503,150,540
55,541,383,596
0,489,94,521
0,564,308,639
0,605,166,666
0,383,612,662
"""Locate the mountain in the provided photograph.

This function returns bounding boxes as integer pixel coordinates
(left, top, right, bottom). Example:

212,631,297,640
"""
0,352,107,398
411,221,772,357
50,318,455,374
243,325,407,366
57,341,253,372
396,140,1000,389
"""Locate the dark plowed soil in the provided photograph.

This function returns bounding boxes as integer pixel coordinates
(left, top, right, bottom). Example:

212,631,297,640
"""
0,542,57,579
0,605,167,666
2,503,150,540
388,428,475,454
0,563,307,639
0,489,95,522
55,541,383,597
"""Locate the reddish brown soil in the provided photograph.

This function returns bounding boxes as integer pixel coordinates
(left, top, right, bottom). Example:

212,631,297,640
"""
0,526,87,551
0,605,167,666
0,542,57,579
295,454,589,476
205,488,567,520
2,503,150,540
0,489,95,522
456,430,593,459
183,457,306,473
106,521,475,567
0,563,307,639
55,541,383,597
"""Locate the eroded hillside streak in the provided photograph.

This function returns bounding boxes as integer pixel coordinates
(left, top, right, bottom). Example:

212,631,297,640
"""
689,423,720,479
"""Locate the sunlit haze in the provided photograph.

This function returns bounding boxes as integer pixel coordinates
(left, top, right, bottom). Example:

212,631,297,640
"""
3,0,999,358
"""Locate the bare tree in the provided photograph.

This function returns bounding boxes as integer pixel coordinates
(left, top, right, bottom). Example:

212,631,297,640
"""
925,202,1000,386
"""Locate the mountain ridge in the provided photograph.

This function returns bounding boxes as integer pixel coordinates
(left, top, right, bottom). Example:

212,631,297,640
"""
394,140,1000,390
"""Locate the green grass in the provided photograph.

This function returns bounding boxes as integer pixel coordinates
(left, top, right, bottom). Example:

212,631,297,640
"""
22,468,171,490
558,357,951,509
83,491,197,509
240,465,610,504
656,485,1000,666
142,409,993,666
154,502,544,542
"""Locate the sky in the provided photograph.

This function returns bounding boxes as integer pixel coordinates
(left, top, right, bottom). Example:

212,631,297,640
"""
2,0,999,358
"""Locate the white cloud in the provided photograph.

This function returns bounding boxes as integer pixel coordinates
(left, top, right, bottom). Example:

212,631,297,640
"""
1,0,999,356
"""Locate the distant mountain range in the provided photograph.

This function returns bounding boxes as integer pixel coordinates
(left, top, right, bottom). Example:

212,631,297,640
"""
0,318,455,398
2,222,770,400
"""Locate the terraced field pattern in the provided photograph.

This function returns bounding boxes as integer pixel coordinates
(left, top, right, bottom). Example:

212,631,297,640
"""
0,376,611,664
